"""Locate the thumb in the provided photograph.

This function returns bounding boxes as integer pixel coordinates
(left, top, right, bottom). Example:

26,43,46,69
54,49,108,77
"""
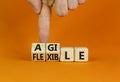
28,0,42,14
38,4,51,43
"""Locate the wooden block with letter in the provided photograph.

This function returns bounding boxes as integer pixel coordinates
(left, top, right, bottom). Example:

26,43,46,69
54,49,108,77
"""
46,43,60,61
31,43,46,61
60,47,74,62
75,47,88,62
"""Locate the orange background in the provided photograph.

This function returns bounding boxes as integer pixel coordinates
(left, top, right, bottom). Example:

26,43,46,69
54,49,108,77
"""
0,0,120,82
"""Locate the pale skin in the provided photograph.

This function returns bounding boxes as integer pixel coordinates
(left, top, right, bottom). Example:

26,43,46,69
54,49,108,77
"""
28,0,86,43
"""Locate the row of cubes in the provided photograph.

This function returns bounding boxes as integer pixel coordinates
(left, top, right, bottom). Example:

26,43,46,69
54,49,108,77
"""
32,43,88,62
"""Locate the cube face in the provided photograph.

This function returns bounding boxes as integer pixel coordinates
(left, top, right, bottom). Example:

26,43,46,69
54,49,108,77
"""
31,43,45,61
60,47,74,62
32,43,45,53
75,47,88,62
46,43,60,61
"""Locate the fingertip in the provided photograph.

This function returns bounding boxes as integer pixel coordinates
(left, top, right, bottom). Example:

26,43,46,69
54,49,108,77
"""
68,0,78,10
33,6,41,14
55,7,68,17
28,0,42,14
53,0,68,16
39,28,49,43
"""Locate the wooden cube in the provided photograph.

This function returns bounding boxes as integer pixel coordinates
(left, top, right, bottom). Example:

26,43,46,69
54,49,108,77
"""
46,43,60,61
75,47,88,62
60,47,74,62
31,43,45,61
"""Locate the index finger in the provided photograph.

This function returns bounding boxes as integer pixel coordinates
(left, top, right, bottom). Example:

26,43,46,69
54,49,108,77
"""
38,4,51,43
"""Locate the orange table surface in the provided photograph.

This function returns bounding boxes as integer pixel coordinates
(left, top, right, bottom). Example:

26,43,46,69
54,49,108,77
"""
0,0,120,82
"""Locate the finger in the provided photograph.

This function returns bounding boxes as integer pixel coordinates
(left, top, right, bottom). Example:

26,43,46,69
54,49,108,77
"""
53,0,68,16
42,0,55,6
48,0,55,6
28,0,42,14
38,4,51,43
78,0,86,4
68,0,78,10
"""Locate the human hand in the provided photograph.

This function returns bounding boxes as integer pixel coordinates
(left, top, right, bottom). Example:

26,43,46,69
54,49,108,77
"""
28,0,86,42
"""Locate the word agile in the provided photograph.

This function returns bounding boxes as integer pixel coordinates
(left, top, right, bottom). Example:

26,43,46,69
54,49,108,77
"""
31,43,88,62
